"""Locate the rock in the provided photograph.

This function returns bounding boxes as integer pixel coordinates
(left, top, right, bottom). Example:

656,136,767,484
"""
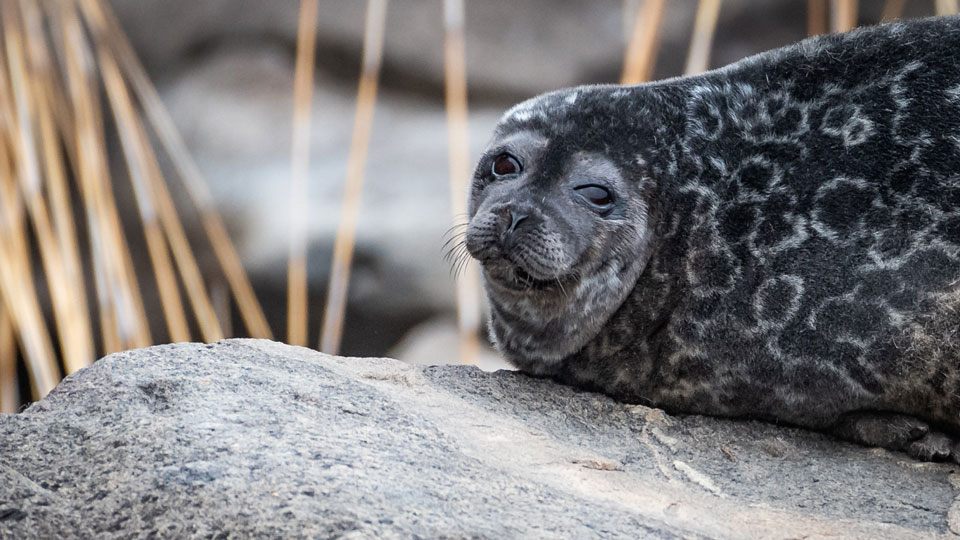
2,340,958,538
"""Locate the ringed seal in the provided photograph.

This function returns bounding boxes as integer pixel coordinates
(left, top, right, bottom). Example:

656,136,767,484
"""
462,16,960,461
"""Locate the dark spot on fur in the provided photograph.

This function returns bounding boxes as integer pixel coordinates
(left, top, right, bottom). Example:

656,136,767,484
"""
938,216,960,239
740,161,777,191
816,299,886,342
674,354,714,383
753,214,794,248
859,270,896,298
889,164,919,194
719,203,757,239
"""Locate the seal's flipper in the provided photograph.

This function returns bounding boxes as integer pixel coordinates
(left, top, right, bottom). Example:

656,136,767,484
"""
830,412,929,451
907,432,953,461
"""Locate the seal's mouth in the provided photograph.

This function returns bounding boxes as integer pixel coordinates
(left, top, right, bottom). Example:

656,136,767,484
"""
511,266,559,290
481,256,576,293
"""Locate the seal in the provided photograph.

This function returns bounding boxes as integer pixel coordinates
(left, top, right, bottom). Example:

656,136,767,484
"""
461,15,960,461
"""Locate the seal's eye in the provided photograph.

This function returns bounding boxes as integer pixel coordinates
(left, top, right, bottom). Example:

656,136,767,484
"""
492,153,521,177
575,185,614,209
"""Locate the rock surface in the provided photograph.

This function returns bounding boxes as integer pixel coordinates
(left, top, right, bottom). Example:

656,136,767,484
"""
2,340,959,538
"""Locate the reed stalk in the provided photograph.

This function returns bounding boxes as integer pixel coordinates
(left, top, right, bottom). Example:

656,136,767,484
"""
61,2,152,352
830,0,858,32
880,0,905,21
0,0,60,398
319,0,388,355
287,0,319,347
684,0,722,75
98,43,192,343
935,0,959,15
92,24,224,343
443,0,480,365
33,52,93,372
0,307,17,412
621,0,665,84
79,0,273,340
808,0,828,36
14,0,94,372
0,100,59,398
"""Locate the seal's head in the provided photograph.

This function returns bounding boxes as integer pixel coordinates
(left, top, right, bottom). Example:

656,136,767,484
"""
466,86,658,373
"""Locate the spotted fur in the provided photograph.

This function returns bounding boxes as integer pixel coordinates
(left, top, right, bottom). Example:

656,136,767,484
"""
467,17,960,456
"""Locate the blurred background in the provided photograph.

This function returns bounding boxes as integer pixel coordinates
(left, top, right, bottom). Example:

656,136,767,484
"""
0,0,952,409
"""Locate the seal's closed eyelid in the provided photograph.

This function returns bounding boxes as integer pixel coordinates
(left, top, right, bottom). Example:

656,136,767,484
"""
574,184,615,212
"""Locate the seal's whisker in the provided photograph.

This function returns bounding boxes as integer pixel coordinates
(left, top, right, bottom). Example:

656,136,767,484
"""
452,252,469,279
441,222,469,237
455,249,473,279
441,231,466,251
442,240,467,265
555,278,568,298
444,242,472,280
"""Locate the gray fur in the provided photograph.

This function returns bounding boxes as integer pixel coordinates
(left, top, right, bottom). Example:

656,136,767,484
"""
464,16,960,460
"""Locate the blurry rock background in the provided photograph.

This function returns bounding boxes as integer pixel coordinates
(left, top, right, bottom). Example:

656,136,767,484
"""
106,0,935,361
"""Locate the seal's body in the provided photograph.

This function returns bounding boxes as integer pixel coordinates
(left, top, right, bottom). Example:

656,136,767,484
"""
464,16,960,459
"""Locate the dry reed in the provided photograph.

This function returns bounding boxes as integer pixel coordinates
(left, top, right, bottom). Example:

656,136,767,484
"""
0,307,16,412
881,0,906,21
287,0,319,347
79,0,273,340
684,0,723,75
443,0,481,365
808,0,828,36
935,0,959,15
0,0,271,403
621,0,666,84
831,0,859,32
319,0,388,355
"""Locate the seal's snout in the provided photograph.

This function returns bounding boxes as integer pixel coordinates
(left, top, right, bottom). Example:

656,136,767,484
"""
465,200,573,289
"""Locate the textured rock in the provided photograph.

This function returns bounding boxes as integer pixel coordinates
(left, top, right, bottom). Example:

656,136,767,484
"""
1,340,958,538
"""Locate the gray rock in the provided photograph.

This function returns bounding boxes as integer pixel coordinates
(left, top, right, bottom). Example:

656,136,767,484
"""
2,340,959,538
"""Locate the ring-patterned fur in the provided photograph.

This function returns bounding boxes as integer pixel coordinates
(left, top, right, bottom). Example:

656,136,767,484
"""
467,16,960,460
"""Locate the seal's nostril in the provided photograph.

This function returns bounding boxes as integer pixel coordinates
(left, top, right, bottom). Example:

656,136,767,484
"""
507,211,528,234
